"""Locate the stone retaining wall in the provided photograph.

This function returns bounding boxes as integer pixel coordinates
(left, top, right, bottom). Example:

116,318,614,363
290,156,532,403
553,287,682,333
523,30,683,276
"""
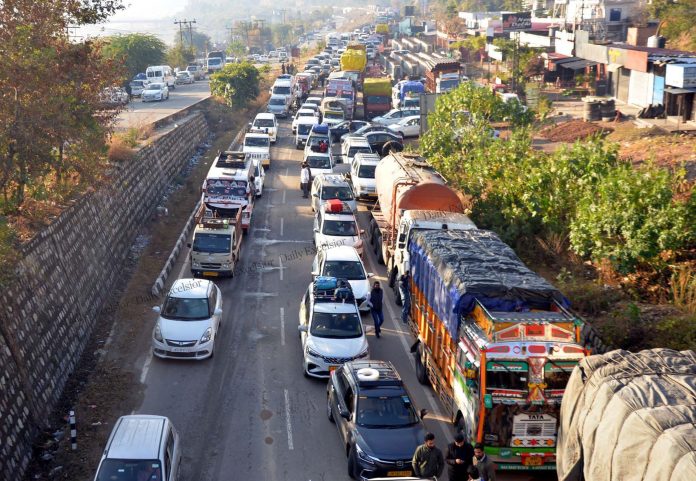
0,112,209,480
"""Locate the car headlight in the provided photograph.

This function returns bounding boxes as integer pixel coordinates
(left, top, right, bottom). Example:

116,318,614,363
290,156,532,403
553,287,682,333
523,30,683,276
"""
221,262,231,269
153,323,163,342
356,347,369,359
306,346,322,358
355,444,376,465
200,327,213,343
191,260,201,268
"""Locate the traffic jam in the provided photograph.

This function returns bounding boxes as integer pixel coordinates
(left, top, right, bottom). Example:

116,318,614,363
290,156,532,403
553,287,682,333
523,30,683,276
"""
95,27,585,481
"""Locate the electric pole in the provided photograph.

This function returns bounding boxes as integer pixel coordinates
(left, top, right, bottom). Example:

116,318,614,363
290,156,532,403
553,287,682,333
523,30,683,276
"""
187,19,197,54
174,19,186,46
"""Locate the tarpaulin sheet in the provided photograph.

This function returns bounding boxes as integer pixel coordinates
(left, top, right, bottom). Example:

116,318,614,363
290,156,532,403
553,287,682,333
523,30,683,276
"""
558,349,696,481
340,49,367,72
409,229,568,339
399,80,424,101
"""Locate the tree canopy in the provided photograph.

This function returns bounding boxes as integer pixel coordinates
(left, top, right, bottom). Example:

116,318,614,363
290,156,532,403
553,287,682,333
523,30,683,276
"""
210,62,261,108
101,33,167,79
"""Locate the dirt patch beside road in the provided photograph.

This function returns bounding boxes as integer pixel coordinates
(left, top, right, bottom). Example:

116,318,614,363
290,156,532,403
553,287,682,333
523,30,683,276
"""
539,119,612,142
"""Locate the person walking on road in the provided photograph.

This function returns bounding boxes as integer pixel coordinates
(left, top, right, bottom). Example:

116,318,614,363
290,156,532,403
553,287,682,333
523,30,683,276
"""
473,443,497,481
467,465,481,481
446,433,475,481
412,432,445,479
368,281,384,338
398,272,410,324
300,162,311,198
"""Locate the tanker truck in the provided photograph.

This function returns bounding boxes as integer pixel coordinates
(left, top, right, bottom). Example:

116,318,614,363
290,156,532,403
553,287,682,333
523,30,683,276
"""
366,152,477,302
557,348,696,481
407,229,588,471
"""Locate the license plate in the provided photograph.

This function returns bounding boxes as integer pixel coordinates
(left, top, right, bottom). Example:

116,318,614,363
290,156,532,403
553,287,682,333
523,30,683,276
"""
203,271,219,277
387,471,412,477
523,456,543,466
171,347,189,352
329,366,338,372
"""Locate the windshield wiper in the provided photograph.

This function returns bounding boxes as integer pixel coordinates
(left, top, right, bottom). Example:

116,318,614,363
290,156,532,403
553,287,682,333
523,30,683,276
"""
546,359,572,374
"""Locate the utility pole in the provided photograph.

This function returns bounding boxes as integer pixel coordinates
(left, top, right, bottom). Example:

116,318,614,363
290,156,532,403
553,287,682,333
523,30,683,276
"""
174,19,186,46
187,19,197,54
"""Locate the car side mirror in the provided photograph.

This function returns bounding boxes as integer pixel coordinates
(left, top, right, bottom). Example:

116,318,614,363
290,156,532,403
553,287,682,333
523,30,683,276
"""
311,270,319,276
360,229,365,235
338,405,350,419
298,325,308,332
214,307,223,316
313,227,319,233
420,408,428,419
367,272,374,278
312,193,319,197
152,306,161,313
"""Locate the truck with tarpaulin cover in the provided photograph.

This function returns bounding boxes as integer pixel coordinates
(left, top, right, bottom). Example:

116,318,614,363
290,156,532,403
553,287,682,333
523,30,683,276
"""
424,58,462,94
407,229,587,471
363,77,392,120
324,78,355,120
393,80,425,109
557,348,696,481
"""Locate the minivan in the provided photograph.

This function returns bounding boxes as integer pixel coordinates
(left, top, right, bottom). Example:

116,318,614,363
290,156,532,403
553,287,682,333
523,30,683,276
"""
93,415,181,481
146,65,176,89
341,136,373,166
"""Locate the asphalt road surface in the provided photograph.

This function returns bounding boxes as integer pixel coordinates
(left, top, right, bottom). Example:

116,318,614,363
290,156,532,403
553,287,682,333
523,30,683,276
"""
133,110,555,481
116,80,211,130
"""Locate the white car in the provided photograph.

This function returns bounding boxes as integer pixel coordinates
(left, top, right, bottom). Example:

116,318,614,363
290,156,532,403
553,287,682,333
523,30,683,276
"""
251,113,278,143
313,201,364,256
243,132,271,169
304,151,334,177
305,96,323,109
371,108,420,126
387,115,421,138
350,152,380,199
142,82,169,102
312,246,372,310
295,116,320,149
252,158,265,197
310,173,357,213
292,108,319,133
151,279,222,360
298,278,369,378
175,71,194,84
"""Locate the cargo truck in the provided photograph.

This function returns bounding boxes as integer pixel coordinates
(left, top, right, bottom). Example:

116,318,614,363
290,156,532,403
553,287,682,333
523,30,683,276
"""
367,153,477,300
557,348,696,481
189,204,243,277
424,59,463,94
363,77,392,120
406,229,587,472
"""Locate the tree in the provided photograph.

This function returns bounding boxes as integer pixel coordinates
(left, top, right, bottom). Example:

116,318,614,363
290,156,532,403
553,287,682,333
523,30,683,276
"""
166,45,194,70
101,33,166,79
210,62,260,108
227,40,247,58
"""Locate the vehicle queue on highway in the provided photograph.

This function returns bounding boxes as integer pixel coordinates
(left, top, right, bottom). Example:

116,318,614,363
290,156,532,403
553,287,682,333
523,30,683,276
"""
91,25,590,481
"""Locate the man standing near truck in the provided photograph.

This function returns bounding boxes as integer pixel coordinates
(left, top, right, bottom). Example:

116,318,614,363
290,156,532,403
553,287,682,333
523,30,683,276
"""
368,281,384,338
473,443,497,481
398,272,410,324
412,433,445,478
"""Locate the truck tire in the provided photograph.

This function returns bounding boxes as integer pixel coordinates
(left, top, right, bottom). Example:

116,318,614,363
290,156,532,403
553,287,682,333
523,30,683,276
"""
394,287,402,306
415,349,429,385
376,244,385,265
388,267,397,288
368,218,377,243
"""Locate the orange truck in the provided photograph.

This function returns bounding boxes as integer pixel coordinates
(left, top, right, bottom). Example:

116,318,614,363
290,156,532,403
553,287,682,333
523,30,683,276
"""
407,229,587,471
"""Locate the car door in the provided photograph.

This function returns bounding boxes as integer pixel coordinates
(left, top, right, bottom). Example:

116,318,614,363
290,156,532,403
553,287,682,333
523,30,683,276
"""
311,251,324,278
338,381,356,443
406,118,420,137
209,286,220,334
299,288,311,345
165,426,179,481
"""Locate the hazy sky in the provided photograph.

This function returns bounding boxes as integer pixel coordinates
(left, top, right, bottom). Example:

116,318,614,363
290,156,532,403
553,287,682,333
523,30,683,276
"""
115,0,188,21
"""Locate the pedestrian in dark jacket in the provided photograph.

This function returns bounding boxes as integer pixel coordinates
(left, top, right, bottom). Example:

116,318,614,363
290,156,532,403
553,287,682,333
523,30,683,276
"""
446,433,475,481
398,272,410,324
368,281,384,338
473,443,497,481
467,465,481,480
412,432,445,478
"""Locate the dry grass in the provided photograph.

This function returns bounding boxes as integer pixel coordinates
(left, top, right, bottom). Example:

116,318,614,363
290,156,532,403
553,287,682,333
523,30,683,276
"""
107,137,136,163
671,265,696,314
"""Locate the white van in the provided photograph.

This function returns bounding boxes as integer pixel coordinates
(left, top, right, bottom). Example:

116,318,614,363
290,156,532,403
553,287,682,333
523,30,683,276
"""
93,415,181,481
146,65,176,89
295,116,319,149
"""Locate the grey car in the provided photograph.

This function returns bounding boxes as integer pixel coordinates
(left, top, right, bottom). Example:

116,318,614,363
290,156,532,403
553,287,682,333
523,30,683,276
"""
267,94,290,118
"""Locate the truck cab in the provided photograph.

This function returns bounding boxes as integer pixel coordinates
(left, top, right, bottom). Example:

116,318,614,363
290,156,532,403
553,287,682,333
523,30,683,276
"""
189,207,242,278
243,132,271,169
202,151,256,232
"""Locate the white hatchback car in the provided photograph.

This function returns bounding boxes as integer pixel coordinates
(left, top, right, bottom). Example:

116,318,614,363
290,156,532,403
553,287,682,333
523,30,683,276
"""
313,201,364,256
292,108,319,133
152,279,222,360
350,152,380,199
142,82,169,102
312,246,373,310
251,113,278,143
298,278,369,378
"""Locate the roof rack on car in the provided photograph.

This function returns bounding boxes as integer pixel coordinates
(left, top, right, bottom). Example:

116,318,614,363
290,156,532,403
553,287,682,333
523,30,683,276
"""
351,361,403,387
313,276,355,303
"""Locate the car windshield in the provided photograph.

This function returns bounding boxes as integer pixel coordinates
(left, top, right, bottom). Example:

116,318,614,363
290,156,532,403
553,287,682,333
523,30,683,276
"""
358,164,376,178
321,186,353,201
356,396,419,428
322,219,357,236
310,312,362,338
95,459,163,481
208,58,221,65
298,111,314,117
323,260,365,280
273,86,291,95
161,296,210,320
255,118,275,127
486,361,528,391
148,84,162,91
177,73,187,77
269,97,286,105
131,81,144,87
245,137,270,148
192,233,231,254
340,92,353,99
306,156,331,169
325,112,343,120
206,179,247,196
348,147,371,158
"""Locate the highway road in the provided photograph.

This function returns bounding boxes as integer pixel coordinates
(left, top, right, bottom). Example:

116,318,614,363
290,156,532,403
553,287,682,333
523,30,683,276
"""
132,109,555,481
116,80,211,130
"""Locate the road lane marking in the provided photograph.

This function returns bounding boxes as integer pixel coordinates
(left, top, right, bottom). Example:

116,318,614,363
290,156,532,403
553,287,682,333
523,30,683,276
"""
285,167,289,177
284,388,294,450
282,189,287,204
140,352,153,383
279,255,284,281
280,217,284,237
280,307,285,346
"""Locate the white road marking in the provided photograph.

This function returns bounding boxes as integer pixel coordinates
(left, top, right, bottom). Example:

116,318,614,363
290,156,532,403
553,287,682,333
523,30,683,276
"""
280,217,284,237
140,352,153,383
282,189,287,204
284,389,294,450
285,167,289,177
280,307,285,346
177,246,191,280
278,255,284,281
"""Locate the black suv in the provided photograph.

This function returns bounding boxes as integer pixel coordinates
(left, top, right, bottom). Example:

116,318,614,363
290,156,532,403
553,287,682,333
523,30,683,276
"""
327,361,427,479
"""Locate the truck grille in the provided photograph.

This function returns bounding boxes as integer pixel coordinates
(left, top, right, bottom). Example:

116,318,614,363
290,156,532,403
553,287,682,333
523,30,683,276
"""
201,263,221,269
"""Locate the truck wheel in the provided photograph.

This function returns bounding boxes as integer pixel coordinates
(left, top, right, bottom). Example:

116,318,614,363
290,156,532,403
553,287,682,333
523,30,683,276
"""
376,245,385,265
394,287,402,306
368,219,376,244
388,267,397,288
415,349,429,385
372,233,380,254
